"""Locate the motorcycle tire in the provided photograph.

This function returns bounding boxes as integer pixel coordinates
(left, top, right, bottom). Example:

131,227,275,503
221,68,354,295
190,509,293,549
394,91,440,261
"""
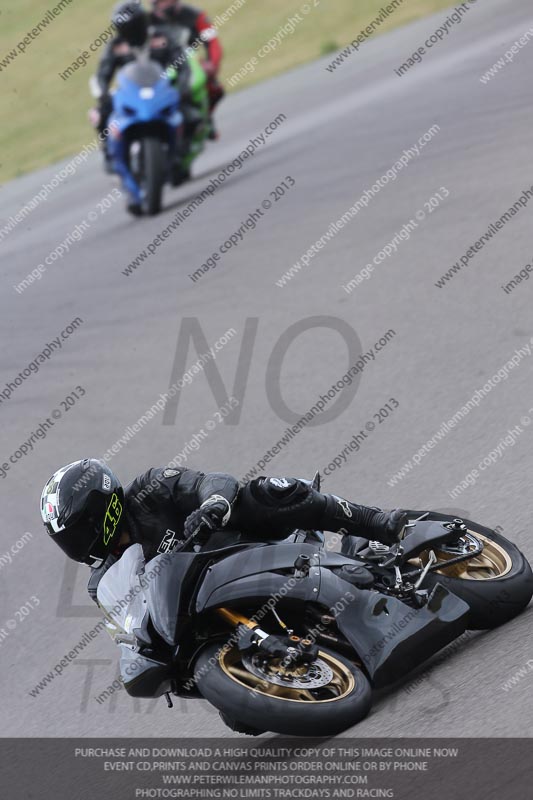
142,137,165,215
420,524,533,629
194,643,372,737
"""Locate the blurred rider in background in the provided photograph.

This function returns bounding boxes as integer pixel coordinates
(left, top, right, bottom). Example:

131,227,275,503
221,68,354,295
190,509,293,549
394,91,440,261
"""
92,1,191,173
149,0,224,139
93,0,224,175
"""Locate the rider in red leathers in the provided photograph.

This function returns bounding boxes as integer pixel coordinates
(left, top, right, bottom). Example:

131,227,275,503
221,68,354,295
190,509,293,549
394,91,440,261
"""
149,0,224,137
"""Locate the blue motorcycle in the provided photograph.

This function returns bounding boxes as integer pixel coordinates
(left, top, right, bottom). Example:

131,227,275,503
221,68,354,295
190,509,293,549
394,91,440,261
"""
106,57,183,215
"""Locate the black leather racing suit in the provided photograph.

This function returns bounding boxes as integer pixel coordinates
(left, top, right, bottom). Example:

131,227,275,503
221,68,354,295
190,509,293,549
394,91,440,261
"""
87,468,402,602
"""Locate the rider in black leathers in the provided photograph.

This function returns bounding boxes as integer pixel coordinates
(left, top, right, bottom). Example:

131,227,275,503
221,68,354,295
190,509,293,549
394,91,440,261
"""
39,460,408,603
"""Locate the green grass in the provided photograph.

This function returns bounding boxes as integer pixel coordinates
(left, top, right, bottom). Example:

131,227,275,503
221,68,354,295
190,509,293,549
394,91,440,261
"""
0,0,456,182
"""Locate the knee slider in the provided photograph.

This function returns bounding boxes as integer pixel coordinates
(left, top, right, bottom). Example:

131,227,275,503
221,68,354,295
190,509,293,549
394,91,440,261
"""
251,477,311,509
235,478,326,535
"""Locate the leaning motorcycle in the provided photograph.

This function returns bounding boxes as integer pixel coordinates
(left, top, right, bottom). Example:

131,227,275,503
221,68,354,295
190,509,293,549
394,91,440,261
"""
90,53,209,216
97,480,533,736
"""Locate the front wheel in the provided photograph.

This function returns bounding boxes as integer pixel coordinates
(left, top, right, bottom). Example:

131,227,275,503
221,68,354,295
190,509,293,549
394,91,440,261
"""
420,524,533,629
195,643,372,737
141,137,165,215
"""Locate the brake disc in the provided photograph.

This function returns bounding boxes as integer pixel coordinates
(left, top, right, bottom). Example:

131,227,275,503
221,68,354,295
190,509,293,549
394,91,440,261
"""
242,652,333,689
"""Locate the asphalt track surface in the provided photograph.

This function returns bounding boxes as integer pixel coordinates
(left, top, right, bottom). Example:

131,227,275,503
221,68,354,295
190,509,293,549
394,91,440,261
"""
1,0,533,738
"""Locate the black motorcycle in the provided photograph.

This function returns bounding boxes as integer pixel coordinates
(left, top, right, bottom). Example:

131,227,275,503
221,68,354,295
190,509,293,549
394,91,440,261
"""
97,482,533,736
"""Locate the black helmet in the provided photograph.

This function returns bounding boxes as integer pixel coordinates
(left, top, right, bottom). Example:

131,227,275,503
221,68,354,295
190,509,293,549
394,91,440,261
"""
112,1,148,47
151,0,181,22
40,459,124,567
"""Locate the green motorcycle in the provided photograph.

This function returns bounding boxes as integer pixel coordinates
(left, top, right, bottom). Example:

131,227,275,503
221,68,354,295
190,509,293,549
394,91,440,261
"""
167,52,210,186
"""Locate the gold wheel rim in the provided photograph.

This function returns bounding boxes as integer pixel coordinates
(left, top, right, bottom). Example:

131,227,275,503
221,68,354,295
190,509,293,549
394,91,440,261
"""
219,647,355,703
419,531,512,581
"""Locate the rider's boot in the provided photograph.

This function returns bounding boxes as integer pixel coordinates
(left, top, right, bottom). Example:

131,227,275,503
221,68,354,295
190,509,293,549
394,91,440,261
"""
126,191,143,216
207,114,219,140
322,496,408,546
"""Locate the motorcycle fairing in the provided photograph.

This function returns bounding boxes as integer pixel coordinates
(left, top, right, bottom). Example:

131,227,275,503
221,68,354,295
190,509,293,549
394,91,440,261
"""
195,543,323,612
111,67,182,133
107,59,182,203
96,545,175,697
144,551,204,646
106,531,471,690
118,646,173,698
192,542,470,689
315,568,470,687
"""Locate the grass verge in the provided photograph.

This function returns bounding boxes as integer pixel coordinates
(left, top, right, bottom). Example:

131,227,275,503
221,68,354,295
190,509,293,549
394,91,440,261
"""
0,0,458,182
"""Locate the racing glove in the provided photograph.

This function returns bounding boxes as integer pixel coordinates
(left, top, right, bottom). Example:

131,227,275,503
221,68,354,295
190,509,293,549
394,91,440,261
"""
202,60,217,78
183,495,232,542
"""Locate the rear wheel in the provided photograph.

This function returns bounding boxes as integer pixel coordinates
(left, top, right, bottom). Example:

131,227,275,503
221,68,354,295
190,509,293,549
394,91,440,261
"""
195,643,372,737
418,525,533,629
141,137,165,215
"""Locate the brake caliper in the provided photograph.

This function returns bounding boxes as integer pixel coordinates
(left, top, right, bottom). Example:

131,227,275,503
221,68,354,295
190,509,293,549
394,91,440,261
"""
237,625,318,667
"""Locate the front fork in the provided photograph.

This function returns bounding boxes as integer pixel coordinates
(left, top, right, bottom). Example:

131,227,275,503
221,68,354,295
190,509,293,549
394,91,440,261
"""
217,607,270,643
108,128,177,203
216,608,317,666
108,136,142,204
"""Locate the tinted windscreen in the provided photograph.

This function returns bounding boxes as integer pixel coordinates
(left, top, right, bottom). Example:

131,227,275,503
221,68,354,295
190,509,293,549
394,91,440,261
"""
97,544,146,639
122,60,162,87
